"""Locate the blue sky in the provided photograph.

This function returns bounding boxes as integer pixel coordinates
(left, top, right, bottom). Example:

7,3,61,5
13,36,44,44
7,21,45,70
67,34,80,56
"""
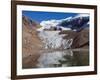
22,10,78,23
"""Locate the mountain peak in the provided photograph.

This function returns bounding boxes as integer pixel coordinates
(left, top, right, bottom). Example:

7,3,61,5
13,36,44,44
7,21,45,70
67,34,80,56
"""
74,14,89,18
38,14,89,31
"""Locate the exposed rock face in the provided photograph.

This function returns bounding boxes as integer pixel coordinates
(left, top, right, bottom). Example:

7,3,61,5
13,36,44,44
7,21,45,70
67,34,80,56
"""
59,16,89,31
59,28,89,49
71,29,89,48
22,16,43,68
59,30,77,40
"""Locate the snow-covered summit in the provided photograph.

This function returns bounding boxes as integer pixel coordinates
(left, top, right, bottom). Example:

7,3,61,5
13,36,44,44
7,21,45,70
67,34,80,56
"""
37,14,89,31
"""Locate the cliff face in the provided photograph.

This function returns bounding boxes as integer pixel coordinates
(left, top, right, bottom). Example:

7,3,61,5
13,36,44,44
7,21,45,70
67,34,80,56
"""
59,28,89,49
22,16,43,68
71,29,89,48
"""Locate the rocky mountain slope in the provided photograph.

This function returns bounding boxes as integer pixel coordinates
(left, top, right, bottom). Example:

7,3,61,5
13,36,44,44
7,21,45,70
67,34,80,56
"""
59,28,89,49
22,15,43,68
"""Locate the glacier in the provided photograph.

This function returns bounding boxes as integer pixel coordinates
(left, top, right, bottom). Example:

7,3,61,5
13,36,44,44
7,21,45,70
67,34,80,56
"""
38,31,73,49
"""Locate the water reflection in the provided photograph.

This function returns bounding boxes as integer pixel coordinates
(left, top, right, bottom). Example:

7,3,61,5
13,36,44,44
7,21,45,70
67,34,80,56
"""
37,50,89,68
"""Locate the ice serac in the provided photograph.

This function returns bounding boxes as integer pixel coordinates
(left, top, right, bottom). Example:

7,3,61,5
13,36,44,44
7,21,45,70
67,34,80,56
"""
38,31,73,49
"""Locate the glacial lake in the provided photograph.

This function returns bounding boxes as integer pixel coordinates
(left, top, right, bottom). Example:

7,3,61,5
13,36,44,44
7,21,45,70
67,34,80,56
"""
37,49,89,68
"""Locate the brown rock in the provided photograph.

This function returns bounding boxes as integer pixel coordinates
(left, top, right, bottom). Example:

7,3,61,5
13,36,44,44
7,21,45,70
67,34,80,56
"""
71,29,89,48
22,16,43,68
59,28,89,49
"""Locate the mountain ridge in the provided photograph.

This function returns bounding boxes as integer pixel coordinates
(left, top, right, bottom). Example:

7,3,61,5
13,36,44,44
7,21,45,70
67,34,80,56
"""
38,14,89,31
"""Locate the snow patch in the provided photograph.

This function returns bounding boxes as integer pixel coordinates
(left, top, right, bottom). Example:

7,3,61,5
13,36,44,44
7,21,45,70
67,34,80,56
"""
74,14,89,19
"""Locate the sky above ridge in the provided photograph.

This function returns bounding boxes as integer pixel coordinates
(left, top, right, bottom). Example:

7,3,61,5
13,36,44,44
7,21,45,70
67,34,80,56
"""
22,10,78,23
